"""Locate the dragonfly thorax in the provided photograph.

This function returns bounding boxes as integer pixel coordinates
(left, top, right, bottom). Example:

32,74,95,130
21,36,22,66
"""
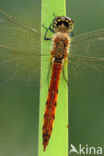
51,32,69,61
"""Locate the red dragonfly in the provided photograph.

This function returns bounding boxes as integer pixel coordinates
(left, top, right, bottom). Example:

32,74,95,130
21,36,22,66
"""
0,9,104,151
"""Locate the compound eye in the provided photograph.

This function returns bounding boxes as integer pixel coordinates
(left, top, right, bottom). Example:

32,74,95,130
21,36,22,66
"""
53,17,62,28
53,16,61,23
65,17,74,31
68,22,72,28
66,17,72,21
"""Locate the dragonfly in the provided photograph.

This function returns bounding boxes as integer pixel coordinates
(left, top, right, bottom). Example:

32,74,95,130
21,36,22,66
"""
0,9,104,151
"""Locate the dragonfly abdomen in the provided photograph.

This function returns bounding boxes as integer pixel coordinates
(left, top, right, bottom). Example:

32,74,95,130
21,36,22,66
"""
42,61,62,151
42,22,69,151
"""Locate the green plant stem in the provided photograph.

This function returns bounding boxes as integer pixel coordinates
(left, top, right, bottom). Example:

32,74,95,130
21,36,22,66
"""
38,0,68,155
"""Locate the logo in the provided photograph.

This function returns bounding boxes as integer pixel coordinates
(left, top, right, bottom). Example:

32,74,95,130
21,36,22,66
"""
69,144,103,155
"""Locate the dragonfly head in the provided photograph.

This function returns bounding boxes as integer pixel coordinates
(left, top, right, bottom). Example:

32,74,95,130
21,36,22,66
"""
53,16,74,32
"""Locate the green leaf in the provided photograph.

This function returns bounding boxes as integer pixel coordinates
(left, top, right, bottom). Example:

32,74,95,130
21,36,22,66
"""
38,0,68,155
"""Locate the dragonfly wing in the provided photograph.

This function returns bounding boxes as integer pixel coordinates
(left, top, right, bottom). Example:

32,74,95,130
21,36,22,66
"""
67,29,104,92
0,9,40,51
70,29,104,57
0,10,51,87
67,54,104,92
0,46,50,87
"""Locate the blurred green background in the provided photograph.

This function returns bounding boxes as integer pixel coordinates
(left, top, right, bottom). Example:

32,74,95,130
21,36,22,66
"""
0,0,104,156
66,1,104,156
0,0,41,156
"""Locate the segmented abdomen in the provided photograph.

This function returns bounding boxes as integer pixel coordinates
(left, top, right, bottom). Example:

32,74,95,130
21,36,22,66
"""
42,62,62,151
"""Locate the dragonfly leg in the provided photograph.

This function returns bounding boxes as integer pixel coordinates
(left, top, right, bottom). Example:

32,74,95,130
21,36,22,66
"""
47,61,52,88
42,25,48,30
42,23,55,40
49,26,55,33
52,13,56,18
62,66,71,87
49,23,55,33
70,31,74,37
42,25,52,40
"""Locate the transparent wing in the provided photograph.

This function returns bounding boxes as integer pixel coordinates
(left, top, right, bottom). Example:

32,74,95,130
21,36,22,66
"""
0,9,104,91
67,29,104,92
0,9,51,87
0,9,40,51
68,54,104,92
0,46,51,87
70,29,104,57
